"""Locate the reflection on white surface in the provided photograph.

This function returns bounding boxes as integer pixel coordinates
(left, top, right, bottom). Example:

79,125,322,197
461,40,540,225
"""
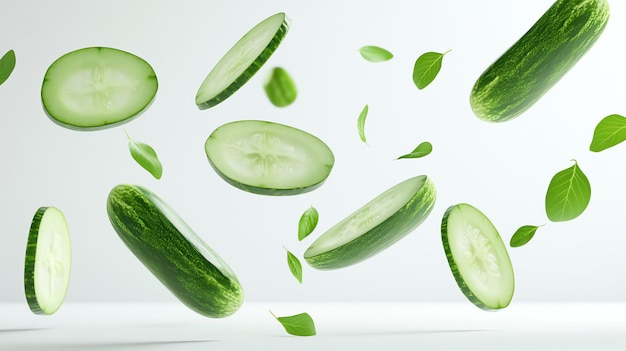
1,302,625,350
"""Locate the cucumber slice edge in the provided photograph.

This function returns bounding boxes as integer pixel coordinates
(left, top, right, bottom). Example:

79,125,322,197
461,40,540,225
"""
441,203,515,311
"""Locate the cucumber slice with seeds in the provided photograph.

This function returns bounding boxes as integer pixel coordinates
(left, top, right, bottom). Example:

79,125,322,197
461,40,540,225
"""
304,175,436,269
41,47,158,130
441,203,514,310
24,207,72,315
195,12,289,109
204,120,334,195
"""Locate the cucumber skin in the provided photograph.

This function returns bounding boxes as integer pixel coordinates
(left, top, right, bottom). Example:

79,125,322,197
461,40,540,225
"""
106,185,243,318
209,164,331,196
23,207,69,315
304,176,436,270
470,0,609,122
440,204,513,311
196,14,290,110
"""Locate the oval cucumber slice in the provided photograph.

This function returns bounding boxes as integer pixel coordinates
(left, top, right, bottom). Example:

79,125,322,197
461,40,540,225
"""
204,120,334,195
41,47,158,130
441,203,514,310
304,175,436,270
195,12,289,109
24,207,72,315
107,184,243,318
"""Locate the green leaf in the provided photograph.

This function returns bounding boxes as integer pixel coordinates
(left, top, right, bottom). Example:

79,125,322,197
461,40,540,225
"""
397,141,433,159
0,49,16,86
359,46,393,62
263,67,297,107
125,130,163,179
285,248,303,283
298,206,318,241
270,311,316,336
510,225,541,247
589,114,626,152
545,160,591,222
412,50,451,90
357,104,368,143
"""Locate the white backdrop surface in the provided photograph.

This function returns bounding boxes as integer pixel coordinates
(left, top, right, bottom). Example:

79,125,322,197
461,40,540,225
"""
1,0,625,305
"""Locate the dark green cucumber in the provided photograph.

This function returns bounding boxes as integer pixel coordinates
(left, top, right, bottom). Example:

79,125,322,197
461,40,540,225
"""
304,175,436,270
470,0,610,122
106,184,243,318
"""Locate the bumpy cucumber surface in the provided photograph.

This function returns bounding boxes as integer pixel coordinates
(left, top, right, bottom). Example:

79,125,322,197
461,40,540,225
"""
107,184,243,318
470,0,609,122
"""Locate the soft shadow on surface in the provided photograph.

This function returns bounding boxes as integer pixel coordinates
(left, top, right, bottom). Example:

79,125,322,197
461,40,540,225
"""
324,329,493,338
55,339,218,350
0,328,45,333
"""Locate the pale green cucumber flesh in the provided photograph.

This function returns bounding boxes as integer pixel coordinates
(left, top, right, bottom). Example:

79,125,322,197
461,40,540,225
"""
41,47,158,130
304,175,436,270
195,12,289,109
106,184,243,318
470,0,610,122
24,207,72,315
441,203,514,310
204,120,334,196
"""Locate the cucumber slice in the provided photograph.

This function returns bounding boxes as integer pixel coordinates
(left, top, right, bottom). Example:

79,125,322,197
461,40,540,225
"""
204,120,334,195
107,184,244,318
304,175,436,269
441,203,514,310
24,207,72,315
195,12,289,109
41,47,158,130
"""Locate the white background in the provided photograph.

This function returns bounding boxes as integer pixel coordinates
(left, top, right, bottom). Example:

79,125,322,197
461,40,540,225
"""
0,0,625,306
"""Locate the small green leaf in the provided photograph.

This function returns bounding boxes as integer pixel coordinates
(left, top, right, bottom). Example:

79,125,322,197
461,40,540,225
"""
263,67,297,107
510,225,541,247
285,248,303,283
359,46,393,62
298,206,318,241
357,104,368,143
412,50,451,90
125,130,163,179
270,311,316,336
0,50,16,86
397,141,433,159
589,114,626,152
545,160,591,222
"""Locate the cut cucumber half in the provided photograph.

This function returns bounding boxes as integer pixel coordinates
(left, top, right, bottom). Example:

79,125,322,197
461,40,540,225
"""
195,12,289,109
24,207,72,315
41,47,158,130
441,203,514,310
107,184,244,318
304,175,436,269
204,120,334,195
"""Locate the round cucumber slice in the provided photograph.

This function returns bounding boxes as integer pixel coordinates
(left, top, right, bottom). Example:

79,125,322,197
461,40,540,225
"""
41,47,158,130
107,184,244,318
24,207,72,315
304,175,436,270
441,203,515,310
195,12,290,109
204,120,334,195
